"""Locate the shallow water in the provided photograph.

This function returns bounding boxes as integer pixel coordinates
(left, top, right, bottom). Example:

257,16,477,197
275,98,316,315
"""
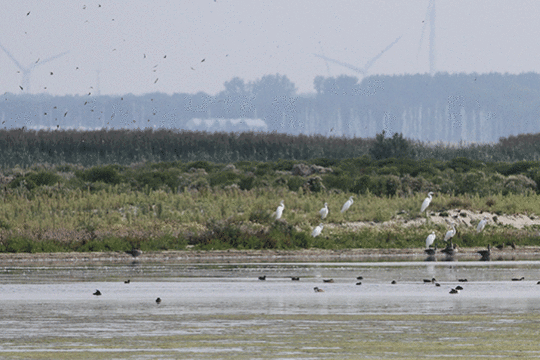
2,261,540,359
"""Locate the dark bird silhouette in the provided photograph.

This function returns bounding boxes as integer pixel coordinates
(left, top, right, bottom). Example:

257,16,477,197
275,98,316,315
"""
441,241,458,257
323,279,334,283
449,288,459,294
455,285,464,290
356,276,363,280
313,287,324,292
423,278,436,283
424,246,437,256
126,248,142,258
26,11,30,16
291,277,300,281
258,275,266,281
124,280,130,284
477,244,491,261
155,297,161,304
356,282,362,285
512,277,525,281
93,289,102,296
391,280,397,284
201,58,205,62
458,279,468,282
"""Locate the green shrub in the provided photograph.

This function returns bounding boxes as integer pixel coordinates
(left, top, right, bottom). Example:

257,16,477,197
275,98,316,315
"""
208,171,239,187
287,177,305,191
77,165,122,184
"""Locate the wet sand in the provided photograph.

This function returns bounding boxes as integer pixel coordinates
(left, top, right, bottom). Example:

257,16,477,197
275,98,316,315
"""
1,246,539,264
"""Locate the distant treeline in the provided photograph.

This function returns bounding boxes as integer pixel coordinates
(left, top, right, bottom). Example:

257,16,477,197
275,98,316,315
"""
2,72,540,143
1,128,540,169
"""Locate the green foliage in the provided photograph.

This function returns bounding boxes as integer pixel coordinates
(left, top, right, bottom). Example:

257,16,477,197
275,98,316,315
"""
77,165,122,184
9,170,62,190
369,131,411,160
208,171,239,187
134,169,181,191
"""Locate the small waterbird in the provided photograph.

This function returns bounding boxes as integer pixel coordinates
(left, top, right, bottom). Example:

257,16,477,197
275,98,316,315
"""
313,287,324,292
156,297,161,304
93,289,102,296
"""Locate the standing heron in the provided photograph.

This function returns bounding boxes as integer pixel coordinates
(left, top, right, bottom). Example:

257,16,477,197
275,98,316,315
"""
477,217,488,233
312,223,324,237
341,196,354,213
444,223,457,242
275,200,285,220
319,202,329,219
420,192,434,213
425,231,436,248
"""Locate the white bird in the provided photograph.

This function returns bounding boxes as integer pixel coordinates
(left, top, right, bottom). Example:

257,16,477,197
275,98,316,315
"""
420,192,434,213
341,196,354,213
425,231,436,248
444,223,456,242
312,223,324,237
477,217,488,233
319,203,329,219
275,200,285,220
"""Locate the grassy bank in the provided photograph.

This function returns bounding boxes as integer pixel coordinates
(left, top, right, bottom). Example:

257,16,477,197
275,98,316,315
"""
1,183,539,253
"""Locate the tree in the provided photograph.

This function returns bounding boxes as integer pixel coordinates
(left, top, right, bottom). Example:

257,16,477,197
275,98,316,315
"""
369,131,411,160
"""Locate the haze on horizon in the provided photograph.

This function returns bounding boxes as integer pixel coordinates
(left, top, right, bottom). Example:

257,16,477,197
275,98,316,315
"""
1,0,539,97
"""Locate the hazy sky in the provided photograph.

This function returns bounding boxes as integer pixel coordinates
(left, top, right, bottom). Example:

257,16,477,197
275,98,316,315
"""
1,0,539,96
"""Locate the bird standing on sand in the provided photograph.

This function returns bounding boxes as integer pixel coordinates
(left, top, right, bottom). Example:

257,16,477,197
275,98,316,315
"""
425,231,436,248
420,192,434,213
341,196,354,213
477,217,488,233
156,297,161,304
312,223,324,237
319,203,329,219
314,287,324,292
275,200,285,220
93,290,102,296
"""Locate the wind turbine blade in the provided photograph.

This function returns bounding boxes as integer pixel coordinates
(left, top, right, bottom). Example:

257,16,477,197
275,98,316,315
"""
363,36,402,73
34,51,69,68
318,42,332,77
417,0,434,60
313,53,366,75
0,42,26,71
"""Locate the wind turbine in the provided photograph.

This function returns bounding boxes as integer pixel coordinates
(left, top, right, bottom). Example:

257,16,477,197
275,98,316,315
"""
0,42,69,92
418,0,436,75
313,36,402,78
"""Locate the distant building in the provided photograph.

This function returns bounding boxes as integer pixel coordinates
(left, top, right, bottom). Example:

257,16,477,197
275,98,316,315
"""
184,118,267,132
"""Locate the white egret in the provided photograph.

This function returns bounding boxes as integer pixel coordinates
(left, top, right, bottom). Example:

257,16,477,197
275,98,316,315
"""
425,231,436,248
444,223,456,242
420,192,434,213
275,200,285,220
312,223,324,237
476,217,488,233
341,196,354,213
319,202,329,219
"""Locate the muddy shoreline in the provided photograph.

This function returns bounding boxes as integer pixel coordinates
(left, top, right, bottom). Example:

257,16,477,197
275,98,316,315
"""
1,247,540,265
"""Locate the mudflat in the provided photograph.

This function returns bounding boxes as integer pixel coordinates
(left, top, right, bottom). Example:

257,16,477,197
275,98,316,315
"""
1,246,539,264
